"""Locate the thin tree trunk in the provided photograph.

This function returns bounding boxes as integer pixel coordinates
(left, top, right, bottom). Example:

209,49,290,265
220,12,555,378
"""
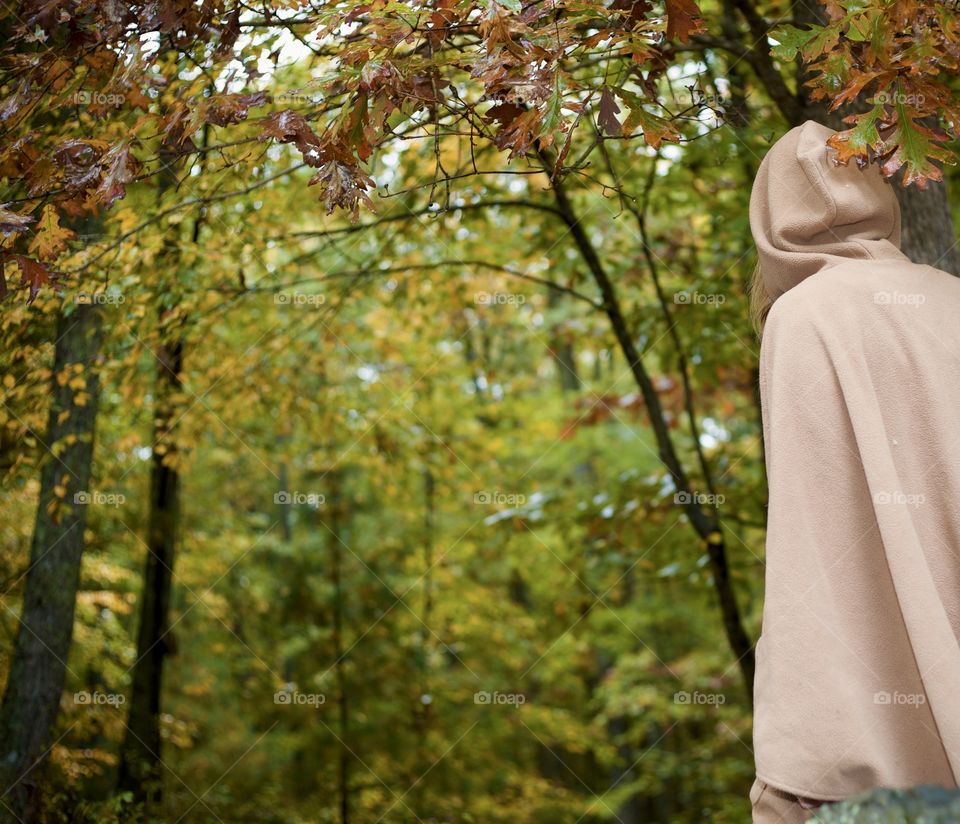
278,461,293,543
543,160,756,699
0,299,105,822
411,461,436,818
326,472,350,824
117,334,183,804
547,287,581,392
118,136,201,805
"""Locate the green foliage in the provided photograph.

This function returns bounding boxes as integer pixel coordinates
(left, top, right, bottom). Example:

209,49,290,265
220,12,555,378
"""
0,101,769,817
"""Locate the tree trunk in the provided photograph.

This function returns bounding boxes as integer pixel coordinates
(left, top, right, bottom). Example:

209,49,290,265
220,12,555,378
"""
117,336,183,805
893,181,960,275
0,300,105,822
544,160,756,701
118,141,196,805
547,287,581,392
325,472,351,824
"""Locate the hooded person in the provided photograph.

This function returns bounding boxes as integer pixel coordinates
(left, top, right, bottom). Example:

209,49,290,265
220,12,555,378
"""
748,120,960,823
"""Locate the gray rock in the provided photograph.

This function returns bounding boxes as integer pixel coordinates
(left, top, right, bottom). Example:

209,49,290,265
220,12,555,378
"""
812,786,960,823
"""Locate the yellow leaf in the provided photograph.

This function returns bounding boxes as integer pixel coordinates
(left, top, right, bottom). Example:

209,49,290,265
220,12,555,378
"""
27,205,75,260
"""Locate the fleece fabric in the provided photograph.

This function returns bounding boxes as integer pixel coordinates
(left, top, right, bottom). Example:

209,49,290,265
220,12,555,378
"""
749,120,960,800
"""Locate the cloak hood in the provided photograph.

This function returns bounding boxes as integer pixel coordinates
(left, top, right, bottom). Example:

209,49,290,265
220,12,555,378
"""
749,120,908,301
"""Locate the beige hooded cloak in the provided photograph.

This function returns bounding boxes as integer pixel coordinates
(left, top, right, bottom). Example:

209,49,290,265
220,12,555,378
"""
750,120,960,801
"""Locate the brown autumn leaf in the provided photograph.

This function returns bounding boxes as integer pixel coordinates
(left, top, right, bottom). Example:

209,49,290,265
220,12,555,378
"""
610,0,653,29
479,5,529,57
205,92,270,127
598,86,622,137
485,101,525,127
829,69,895,111
665,0,703,43
259,109,326,165
308,160,375,221
96,142,139,208
125,84,153,111
493,106,542,157
16,255,54,303
822,0,844,20
53,139,106,191
158,103,203,150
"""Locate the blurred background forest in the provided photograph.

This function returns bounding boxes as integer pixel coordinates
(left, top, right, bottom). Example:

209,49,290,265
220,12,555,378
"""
0,0,958,822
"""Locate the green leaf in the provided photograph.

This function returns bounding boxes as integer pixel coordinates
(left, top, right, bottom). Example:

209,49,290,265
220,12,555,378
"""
769,25,815,61
845,103,883,153
539,75,564,138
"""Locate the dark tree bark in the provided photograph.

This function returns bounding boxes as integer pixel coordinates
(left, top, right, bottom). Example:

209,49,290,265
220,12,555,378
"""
0,300,105,822
118,140,198,806
893,181,960,275
117,336,183,805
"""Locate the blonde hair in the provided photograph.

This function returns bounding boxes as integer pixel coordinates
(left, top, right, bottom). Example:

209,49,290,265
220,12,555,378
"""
749,260,772,336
